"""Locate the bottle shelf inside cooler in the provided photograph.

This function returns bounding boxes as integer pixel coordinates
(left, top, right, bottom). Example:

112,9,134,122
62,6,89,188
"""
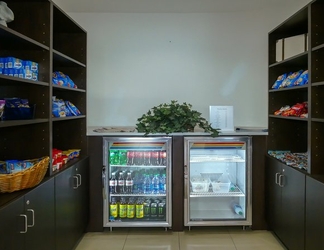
190,209,244,221
111,165,166,168
190,187,245,197
110,194,166,197
190,154,245,163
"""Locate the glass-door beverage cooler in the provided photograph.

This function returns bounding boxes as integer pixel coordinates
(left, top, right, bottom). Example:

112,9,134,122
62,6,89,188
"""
103,137,172,230
184,136,252,229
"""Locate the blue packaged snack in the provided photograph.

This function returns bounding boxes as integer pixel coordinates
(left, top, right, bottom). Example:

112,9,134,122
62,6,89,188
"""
6,160,21,174
272,73,287,89
23,60,38,73
0,57,5,69
65,101,81,116
52,98,66,117
285,70,303,87
5,57,23,69
52,71,68,86
0,161,7,174
294,70,308,86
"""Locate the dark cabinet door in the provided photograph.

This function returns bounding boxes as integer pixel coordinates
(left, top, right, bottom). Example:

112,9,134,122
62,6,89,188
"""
55,157,89,250
305,176,324,250
0,197,25,250
266,156,305,250
55,165,78,250
265,156,282,231
24,178,55,250
280,166,305,250
75,157,89,238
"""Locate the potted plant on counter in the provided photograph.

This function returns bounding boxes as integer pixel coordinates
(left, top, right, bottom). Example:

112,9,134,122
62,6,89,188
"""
136,100,219,137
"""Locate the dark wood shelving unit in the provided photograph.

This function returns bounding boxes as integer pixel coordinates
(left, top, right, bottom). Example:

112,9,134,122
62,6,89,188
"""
266,1,324,249
0,0,87,176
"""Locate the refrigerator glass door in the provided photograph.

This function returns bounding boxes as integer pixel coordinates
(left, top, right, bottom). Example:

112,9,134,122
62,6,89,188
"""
103,137,172,229
184,137,252,226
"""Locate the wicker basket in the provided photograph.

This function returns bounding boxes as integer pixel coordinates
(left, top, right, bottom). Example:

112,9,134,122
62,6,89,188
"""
0,156,49,193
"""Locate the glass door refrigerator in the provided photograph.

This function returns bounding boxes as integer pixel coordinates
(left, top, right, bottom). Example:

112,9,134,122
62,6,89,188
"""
103,137,172,230
184,136,252,229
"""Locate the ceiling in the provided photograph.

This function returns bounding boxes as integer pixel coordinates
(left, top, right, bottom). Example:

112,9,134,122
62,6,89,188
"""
52,0,307,13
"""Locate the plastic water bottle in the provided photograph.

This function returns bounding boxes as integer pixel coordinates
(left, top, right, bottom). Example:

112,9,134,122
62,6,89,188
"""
159,173,166,194
152,174,160,194
232,203,243,215
143,174,151,194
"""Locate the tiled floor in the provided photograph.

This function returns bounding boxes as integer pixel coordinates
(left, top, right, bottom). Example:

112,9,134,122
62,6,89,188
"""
75,227,287,250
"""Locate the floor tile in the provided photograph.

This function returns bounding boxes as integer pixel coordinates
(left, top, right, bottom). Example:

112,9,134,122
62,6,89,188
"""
229,230,286,250
75,228,285,250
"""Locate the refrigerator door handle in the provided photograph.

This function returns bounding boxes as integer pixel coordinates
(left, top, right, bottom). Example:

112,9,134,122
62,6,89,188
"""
184,164,188,199
102,166,106,199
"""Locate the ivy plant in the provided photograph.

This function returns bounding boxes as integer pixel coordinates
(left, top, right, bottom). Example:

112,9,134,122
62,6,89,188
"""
136,100,219,137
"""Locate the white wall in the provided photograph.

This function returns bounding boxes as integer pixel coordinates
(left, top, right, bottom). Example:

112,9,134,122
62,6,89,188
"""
63,1,310,128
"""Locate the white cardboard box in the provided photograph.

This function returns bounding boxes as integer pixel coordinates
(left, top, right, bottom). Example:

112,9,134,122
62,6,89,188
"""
276,34,308,62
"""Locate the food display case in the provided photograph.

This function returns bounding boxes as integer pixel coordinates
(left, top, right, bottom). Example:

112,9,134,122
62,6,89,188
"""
184,136,252,229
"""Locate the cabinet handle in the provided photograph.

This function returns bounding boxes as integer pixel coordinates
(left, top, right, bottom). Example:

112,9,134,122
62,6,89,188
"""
27,209,35,227
20,214,28,233
73,176,78,189
275,172,280,184
279,174,284,187
76,174,82,187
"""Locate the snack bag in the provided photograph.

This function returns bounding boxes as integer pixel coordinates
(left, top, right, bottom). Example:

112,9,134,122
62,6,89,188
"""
272,73,287,89
278,72,292,88
285,70,303,87
52,98,66,117
65,101,81,116
294,70,308,86
274,105,290,115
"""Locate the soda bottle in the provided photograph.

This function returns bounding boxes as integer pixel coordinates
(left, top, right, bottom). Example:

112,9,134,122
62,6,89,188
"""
110,197,118,219
109,150,117,165
136,198,144,219
127,198,135,219
158,199,166,219
159,173,166,194
143,199,151,218
119,197,127,219
127,151,135,165
150,200,158,218
125,172,133,194
160,150,167,165
112,150,120,165
119,150,127,165
117,172,125,194
109,172,117,194
152,174,160,194
150,151,159,165
143,151,151,165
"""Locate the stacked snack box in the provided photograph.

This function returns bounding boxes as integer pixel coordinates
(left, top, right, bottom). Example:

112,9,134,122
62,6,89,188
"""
0,57,38,81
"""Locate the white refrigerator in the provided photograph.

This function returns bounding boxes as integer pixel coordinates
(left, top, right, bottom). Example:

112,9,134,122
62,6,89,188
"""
184,136,252,229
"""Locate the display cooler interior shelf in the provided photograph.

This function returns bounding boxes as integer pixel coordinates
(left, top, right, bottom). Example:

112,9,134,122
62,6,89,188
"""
190,155,245,163
312,43,324,51
110,194,166,197
190,188,245,197
110,165,166,168
190,209,244,220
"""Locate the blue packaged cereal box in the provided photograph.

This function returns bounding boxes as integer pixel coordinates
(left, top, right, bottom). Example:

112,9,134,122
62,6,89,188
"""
5,57,23,69
23,60,38,73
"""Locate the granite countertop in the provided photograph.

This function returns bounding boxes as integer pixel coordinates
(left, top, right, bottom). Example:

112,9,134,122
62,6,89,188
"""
87,126,268,136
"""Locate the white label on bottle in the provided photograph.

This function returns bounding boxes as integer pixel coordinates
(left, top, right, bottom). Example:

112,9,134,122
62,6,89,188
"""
126,180,133,186
109,180,116,186
118,180,124,186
